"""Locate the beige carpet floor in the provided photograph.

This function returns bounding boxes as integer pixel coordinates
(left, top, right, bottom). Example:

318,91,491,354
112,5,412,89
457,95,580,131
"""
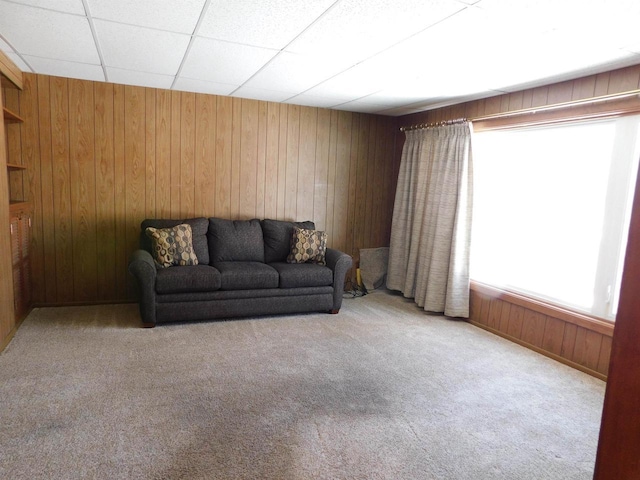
0,289,605,479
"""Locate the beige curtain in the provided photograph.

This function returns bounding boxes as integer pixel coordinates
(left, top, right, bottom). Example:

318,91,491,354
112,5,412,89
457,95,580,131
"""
386,122,473,317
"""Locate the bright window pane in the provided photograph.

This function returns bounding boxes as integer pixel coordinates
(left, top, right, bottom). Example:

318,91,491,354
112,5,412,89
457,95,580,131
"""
471,117,639,319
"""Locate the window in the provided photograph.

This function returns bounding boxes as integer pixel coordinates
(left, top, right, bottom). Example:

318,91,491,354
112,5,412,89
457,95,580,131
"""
471,115,640,320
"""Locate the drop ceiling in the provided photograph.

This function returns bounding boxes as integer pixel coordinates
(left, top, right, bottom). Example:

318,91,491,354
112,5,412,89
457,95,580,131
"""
1,0,639,116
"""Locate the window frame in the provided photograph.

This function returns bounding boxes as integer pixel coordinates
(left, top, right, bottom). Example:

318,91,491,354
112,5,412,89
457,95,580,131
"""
470,114,640,321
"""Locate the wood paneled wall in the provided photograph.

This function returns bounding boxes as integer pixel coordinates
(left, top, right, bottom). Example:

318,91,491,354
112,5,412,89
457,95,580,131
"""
394,64,640,380
470,283,613,380
15,73,399,305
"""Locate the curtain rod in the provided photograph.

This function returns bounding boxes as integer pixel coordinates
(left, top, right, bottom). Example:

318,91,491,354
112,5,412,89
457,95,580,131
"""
399,117,467,132
399,89,640,131
472,89,640,122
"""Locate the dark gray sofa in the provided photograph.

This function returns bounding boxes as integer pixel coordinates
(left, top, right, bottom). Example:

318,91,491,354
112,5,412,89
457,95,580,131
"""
128,217,352,327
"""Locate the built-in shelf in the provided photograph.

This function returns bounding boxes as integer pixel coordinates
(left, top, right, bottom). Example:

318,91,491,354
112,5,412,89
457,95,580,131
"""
9,200,29,210
6,163,26,170
3,107,23,123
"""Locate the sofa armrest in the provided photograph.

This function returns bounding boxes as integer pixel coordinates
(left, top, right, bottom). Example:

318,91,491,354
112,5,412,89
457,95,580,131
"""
128,249,157,327
325,248,353,312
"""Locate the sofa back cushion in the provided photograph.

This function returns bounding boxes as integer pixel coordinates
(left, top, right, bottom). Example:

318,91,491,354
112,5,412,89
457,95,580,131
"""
261,219,315,263
208,218,265,262
140,218,209,264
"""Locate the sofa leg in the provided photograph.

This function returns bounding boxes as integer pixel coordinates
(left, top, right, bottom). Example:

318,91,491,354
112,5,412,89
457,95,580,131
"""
329,309,340,314
142,322,156,328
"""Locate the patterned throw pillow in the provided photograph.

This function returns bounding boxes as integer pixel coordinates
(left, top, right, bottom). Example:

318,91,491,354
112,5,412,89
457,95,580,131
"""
286,227,327,265
145,224,199,268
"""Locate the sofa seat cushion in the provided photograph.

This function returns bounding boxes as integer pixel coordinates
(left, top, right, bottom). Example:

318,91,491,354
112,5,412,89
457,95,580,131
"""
269,262,333,288
155,265,221,294
213,262,279,290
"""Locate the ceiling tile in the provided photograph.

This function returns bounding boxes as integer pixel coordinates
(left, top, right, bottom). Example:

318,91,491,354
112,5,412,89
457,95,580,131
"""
173,77,237,96
493,54,640,94
231,86,295,103
87,0,206,34
484,30,635,92
564,3,640,51
393,5,501,62
94,20,190,75
181,36,277,85
375,4,595,101
377,106,421,116
198,0,335,49
360,89,435,108
286,0,465,64
7,0,85,15
479,0,640,49
0,2,99,63
106,67,173,89
477,0,590,35
407,71,495,100
26,55,104,81
285,93,349,109
243,52,352,92
332,100,389,114
625,44,640,54
303,57,398,100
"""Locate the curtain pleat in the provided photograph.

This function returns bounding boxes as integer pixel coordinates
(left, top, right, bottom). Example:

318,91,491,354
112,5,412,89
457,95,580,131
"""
387,123,473,317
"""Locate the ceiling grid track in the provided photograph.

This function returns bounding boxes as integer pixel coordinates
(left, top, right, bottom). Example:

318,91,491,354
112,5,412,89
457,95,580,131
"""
170,0,213,91
81,0,108,82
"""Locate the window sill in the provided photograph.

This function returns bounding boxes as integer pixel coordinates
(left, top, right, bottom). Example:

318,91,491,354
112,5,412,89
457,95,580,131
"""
470,280,614,337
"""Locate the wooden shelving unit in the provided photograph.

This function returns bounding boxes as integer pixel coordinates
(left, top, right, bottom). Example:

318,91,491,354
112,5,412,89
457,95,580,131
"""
4,105,26,206
2,58,30,333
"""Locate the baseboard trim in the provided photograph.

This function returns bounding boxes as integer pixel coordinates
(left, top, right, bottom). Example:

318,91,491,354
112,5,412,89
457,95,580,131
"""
31,300,137,308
